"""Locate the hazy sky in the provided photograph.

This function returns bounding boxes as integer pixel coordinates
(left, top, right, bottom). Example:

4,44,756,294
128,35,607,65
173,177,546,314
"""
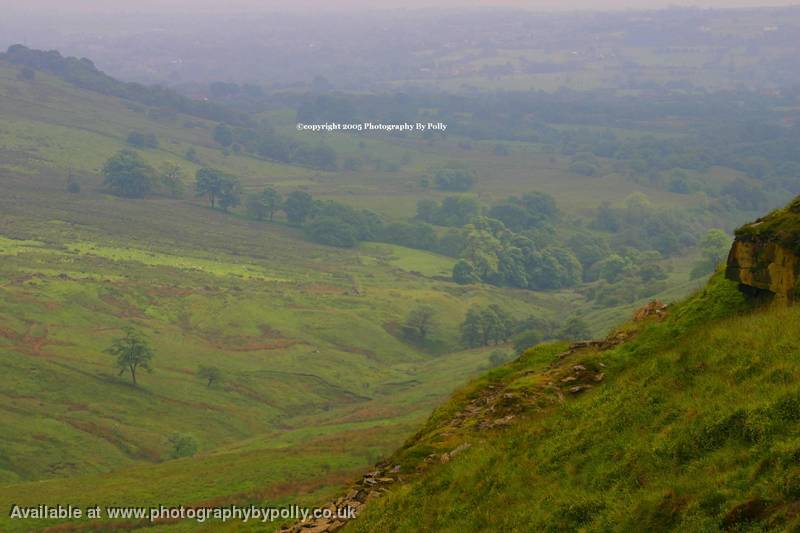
7,0,800,13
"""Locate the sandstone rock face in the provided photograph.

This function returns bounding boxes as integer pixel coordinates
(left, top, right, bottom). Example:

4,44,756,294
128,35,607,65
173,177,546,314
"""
726,231,800,302
725,195,800,302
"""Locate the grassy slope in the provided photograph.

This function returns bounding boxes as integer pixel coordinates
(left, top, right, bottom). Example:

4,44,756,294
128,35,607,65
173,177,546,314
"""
0,59,715,531
351,272,800,532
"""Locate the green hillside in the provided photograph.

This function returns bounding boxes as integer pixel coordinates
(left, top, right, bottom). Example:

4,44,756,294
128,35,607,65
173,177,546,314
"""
347,270,800,532
0,59,574,531
0,50,757,532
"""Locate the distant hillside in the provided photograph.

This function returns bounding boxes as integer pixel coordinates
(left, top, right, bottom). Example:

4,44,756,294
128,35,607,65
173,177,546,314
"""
277,197,800,532
0,45,245,125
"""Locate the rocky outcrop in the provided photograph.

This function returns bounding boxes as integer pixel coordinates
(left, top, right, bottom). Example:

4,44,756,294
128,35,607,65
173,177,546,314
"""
726,196,800,302
726,240,799,302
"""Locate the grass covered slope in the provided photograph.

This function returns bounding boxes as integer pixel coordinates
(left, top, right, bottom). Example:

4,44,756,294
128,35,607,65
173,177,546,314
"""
350,272,800,532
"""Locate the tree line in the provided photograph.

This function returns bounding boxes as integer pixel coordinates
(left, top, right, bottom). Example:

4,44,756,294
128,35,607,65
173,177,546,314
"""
101,147,709,296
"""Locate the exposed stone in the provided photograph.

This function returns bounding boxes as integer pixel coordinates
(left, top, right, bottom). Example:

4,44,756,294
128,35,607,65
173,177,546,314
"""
727,196,800,302
449,443,472,457
727,239,799,302
633,300,668,321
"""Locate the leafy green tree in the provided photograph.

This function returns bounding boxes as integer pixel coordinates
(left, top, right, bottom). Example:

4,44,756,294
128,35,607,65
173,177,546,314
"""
513,330,541,355
195,168,223,208
590,254,630,283
488,203,530,232
461,307,485,348
701,229,730,267
416,199,439,223
488,304,515,343
498,246,528,287
245,193,268,221
105,328,154,386
480,307,504,345
217,177,241,212
639,263,669,282
434,168,476,191
213,124,233,147
453,259,480,284
197,366,222,388
103,149,155,198
284,191,314,225
404,305,437,342
489,350,510,367
438,196,481,227
568,234,611,270
158,162,185,198
305,216,357,247
557,317,591,340
691,229,731,279
461,223,503,280
261,186,282,221
195,168,239,210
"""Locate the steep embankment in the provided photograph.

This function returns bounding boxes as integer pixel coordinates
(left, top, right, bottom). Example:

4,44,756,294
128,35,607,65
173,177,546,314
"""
280,198,800,532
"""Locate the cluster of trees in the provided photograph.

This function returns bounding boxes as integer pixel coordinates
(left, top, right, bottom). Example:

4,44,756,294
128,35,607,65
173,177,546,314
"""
487,192,560,232
195,168,241,210
289,88,799,208
416,196,480,227
210,122,337,170
423,168,476,192
102,150,185,199
380,222,466,257
453,217,582,290
245,187,283,222
591,193,698,257
460,305,591,350
460,305,516,348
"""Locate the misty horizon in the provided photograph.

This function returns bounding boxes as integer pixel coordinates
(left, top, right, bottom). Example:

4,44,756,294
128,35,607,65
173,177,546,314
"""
5,0,800,15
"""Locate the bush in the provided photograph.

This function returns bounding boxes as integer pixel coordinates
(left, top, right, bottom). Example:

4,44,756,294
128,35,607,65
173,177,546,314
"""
168,434,198,459
127,131,159,149
305,216,358,248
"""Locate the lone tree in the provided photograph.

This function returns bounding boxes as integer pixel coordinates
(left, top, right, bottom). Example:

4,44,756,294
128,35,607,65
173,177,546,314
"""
195,168,240,210
158,162,185,198
197,365,222,388
105,328,154,386
261,186,282,221
102,149,155,198
460,307,485,348
403,305,437,342
246,186,282,222
283,190,314,225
